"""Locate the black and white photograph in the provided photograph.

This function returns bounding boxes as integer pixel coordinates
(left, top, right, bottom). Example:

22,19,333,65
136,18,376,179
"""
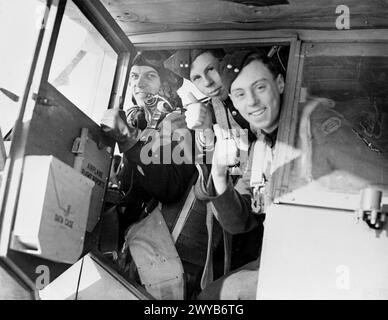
0,0,387,304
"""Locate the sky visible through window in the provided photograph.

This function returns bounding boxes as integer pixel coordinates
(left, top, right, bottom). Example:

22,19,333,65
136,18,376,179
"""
0,0,44,137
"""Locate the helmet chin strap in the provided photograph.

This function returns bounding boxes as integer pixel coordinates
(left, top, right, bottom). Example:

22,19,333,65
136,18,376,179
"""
144,93,159,107
142,105,155,124
131,91,175,131
131,93,153,125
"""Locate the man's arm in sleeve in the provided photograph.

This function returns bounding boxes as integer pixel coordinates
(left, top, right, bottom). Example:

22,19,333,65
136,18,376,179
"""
124,112,197,204
194,163,259,234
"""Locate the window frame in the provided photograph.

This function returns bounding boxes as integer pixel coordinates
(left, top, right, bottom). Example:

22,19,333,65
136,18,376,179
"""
0,0,135,291
275,41,388,211
136,37,300,205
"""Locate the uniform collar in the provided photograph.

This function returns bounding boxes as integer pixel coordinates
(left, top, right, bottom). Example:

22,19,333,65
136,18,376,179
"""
262,128,278,148
222,97,256,143
252,127,278,148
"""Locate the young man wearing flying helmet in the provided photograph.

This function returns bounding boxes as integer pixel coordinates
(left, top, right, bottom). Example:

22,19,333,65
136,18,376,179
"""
101,51,196,241
194,49,285,299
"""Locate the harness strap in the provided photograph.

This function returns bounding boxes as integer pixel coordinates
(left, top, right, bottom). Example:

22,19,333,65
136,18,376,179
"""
171,186,196,243
250,138,274,214
250,138,268,188
212,98,249,172
197,99,244,289
222,229,232,275
212,97,230,132
200,203,214,290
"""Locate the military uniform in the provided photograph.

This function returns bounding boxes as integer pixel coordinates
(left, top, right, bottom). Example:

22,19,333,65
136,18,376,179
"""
297,97,388,194
101,51,198,241
194,129,275,299
115,109,196,239
191,49,282,299
164,50,261,290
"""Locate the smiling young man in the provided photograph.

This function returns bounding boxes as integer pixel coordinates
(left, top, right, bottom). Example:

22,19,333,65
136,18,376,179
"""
101,51,196,240
164,49,255,144
164,49,262,288
194,49,285,299
128,52,183,124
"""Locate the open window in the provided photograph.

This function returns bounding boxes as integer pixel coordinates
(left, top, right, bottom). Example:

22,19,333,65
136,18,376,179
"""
0,0,298,299
0,0,47,161
0,0,137,296
133,44,291,96
47,1,118,123
121,42,294,299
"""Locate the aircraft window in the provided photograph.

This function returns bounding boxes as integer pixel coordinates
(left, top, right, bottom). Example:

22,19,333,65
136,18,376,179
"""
285,44,388,207
0,0,43,136
124,46,289,110
119,46,290,288
48,0,117,124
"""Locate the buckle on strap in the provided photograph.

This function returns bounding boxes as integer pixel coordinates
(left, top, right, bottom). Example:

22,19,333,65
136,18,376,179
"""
251,175,266,214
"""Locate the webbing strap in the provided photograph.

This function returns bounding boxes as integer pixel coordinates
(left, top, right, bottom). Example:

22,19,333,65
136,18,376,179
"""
200,203,214,290
250,139,267,188
212,98,249,159
212,98,230,131
222,229,232,275
171,186,196,243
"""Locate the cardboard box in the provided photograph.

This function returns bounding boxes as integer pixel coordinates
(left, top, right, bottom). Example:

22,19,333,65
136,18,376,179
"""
38,254,147,300
11,155,94,263
72,128,111,232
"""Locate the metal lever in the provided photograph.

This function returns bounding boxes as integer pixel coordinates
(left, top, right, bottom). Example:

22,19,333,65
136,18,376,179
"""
356,188,387,229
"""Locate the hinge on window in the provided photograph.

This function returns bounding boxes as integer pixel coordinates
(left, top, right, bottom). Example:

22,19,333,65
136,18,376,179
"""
72,128,89,155
32,93,57,107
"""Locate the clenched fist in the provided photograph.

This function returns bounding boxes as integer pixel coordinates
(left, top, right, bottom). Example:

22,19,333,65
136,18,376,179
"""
100,108,139,153
211,124,239,176
184,92,213,130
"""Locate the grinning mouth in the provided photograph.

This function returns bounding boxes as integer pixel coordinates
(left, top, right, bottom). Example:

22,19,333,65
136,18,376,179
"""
207,87,221,96
135,91,149,96
249,107,266,117
135,92,156,103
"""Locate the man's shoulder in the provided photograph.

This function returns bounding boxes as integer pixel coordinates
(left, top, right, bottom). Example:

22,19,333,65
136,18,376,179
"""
301,96,337,115
300,96,344,131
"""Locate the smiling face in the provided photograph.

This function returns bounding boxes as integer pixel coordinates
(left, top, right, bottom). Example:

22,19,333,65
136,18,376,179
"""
189,52,228,100
229,60,284,133
129,65,161,107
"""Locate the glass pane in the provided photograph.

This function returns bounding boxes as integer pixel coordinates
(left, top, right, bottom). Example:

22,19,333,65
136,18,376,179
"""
0,0,44,136
288,47,388,198
48,0,117,124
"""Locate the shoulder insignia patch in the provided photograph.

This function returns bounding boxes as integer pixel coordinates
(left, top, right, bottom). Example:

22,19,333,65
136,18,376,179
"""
321,117,342,135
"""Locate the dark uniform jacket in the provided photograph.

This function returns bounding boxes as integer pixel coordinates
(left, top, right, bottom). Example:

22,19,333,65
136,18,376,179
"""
194,129,276,271
118,111,197,233
297,97,388,194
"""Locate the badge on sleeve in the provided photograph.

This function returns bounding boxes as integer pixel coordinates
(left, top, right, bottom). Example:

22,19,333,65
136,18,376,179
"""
321,117,342,135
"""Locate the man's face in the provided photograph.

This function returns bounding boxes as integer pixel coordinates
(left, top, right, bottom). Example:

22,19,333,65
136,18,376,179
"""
190,52,228,100
129,65,161,107
230,60,284,133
